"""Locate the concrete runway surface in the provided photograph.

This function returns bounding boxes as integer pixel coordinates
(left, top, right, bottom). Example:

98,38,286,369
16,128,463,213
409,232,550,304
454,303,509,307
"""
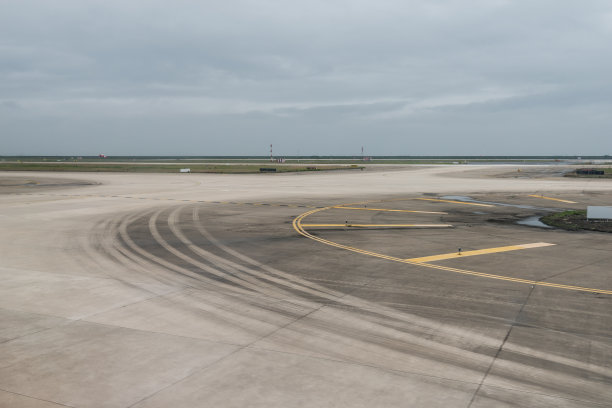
1,165,611,408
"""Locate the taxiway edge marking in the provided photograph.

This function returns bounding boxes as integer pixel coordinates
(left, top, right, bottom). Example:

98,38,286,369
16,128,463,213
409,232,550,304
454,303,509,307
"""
527,195,577,204
407,242,555,263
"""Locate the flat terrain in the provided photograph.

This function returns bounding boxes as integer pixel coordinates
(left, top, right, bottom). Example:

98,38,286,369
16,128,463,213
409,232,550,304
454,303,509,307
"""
1,166,611,407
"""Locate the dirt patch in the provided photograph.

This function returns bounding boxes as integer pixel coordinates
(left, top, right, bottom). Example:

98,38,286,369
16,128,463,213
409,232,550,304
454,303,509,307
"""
0,176,98,194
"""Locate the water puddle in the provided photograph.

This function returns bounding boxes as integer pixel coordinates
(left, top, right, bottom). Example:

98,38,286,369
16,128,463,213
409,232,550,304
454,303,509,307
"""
516,216,552,228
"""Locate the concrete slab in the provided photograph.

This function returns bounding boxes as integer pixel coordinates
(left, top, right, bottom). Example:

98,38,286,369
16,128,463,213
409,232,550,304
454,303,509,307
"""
131,348,477,408
250,305,502,383
470,385,606,408
0,267,168,320
0,390,67,408
0,321,238,408
0,308,68,344
85,288,320,345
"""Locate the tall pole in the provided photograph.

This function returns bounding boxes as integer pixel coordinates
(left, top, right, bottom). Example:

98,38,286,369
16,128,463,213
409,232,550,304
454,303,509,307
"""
270,144,273,162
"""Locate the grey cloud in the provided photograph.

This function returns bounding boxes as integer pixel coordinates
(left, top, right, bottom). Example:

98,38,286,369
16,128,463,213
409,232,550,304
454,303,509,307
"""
1,100,21,110
1,0,612,154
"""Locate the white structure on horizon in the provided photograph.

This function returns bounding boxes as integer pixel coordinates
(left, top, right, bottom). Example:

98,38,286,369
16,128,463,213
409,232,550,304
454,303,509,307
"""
587,206,612,220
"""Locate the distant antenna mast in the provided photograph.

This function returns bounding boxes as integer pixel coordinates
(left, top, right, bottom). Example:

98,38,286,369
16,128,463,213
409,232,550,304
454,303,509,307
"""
270,144,273,162
361,146,364,160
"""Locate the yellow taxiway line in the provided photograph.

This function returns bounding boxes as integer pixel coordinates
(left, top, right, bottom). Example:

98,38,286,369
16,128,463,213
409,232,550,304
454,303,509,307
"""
527,194,577,204
292,205,612,295
332,206,447,214
415,198,494,207
301,224,452,228
406,242,555,263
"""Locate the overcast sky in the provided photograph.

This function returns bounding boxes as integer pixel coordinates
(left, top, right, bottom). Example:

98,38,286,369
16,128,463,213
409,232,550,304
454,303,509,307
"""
1,1,612,156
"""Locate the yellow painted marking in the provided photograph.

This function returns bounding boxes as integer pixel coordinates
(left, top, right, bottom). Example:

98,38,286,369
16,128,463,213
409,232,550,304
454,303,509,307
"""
406,242,555,263
301,224,452,228
333,206,447,214
527,195,577,204
415,198,494,207
292,205,612,295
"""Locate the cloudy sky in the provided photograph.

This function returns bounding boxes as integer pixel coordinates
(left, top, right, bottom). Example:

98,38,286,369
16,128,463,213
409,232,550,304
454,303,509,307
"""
1,1,612,156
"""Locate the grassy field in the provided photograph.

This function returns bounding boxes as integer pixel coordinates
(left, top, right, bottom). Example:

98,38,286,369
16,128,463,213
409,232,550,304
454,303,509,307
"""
541,210,612,232
0,162,361,174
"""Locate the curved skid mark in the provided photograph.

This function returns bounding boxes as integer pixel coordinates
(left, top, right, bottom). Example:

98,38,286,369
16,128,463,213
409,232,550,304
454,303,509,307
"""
185,208,345,301
166,207,301,299
120,210,253,296
112,211,301,335
150,208,281,297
